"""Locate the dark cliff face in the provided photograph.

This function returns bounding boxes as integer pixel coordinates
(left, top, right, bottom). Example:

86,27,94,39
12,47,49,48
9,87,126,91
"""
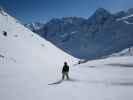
25,8,133,60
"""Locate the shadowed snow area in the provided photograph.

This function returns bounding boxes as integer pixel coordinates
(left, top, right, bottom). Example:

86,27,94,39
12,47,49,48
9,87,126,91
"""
0,10,133,100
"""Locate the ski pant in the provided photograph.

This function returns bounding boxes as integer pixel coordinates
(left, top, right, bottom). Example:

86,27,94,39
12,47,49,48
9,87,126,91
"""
62,72,69,80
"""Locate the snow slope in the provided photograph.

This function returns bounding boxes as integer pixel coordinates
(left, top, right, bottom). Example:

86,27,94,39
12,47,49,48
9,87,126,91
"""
1,10,133,100
0,10,78,100
74,56,133,100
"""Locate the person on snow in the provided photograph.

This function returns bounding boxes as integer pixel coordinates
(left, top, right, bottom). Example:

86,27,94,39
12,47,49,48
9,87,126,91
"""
62,62,69,80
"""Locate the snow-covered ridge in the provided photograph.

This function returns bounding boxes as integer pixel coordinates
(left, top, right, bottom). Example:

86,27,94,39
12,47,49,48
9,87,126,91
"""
123,20,133,24
0,10,78,63
108,47,133,57
117,14,133,21
116,14,133,24
25,22,44,31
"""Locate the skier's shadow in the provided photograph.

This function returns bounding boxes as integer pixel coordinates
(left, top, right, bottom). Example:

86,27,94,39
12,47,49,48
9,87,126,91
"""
48,78,81,85
48,79,63,85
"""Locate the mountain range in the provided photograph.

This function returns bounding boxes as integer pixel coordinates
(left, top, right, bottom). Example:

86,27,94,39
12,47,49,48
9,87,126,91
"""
1,6,133,100
25,8,133,60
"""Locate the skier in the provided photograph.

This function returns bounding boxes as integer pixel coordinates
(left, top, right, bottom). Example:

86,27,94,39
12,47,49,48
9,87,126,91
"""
62,62,69,80
48,62,70,85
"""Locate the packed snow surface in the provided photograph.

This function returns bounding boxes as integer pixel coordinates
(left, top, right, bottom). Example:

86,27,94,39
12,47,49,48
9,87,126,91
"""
0,10,133,100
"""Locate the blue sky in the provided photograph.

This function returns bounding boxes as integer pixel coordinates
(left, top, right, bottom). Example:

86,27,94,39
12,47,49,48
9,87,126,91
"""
0,0,133,23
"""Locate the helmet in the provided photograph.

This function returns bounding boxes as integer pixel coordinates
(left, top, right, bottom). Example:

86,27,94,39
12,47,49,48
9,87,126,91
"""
64,62,67,65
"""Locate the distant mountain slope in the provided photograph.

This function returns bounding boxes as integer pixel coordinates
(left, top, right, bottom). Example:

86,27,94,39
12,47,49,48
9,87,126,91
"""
108,47,133,57
25,8,133,60
25,22,44,32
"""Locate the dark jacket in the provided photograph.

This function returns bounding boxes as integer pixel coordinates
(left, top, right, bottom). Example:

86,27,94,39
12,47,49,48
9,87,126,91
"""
62,64,69,73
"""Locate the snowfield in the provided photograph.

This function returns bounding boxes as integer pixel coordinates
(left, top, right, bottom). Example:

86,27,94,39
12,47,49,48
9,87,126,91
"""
0,10,133,100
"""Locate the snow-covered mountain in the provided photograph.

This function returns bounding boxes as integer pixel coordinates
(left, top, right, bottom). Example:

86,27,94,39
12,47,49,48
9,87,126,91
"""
0,9,77,64
25,22,44,32
26,8,133,60
1,9,133,100
108,47,133,57
0,8,79,100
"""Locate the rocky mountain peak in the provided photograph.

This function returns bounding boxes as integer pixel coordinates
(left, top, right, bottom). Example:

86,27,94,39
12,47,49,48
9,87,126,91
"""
89,8,112,25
